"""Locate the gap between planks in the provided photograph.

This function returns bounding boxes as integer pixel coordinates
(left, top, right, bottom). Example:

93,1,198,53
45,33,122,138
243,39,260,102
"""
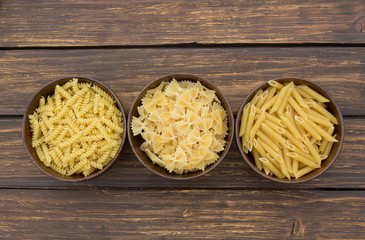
0,42,365,51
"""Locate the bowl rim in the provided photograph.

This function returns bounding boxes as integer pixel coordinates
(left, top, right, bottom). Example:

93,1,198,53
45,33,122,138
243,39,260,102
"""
22,76,127,182
235,77,344,184
127,74,234,180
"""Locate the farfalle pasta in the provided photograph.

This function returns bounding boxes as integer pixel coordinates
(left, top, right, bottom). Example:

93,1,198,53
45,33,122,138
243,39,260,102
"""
131,79,228,174
29,78,123,176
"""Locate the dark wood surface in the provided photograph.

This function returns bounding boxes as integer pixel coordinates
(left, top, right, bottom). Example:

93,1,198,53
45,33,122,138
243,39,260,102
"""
1,190,364,239
0,48,364,116
0,0,364,47
1,0,364,239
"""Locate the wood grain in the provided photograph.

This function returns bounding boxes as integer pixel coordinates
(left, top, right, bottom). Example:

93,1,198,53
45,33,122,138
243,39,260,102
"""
0,189,364,239
1,117,363,189
0,0,364,47
0,47,364,116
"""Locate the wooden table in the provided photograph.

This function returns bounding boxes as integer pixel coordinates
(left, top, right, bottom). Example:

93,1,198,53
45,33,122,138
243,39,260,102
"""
1,1,364,239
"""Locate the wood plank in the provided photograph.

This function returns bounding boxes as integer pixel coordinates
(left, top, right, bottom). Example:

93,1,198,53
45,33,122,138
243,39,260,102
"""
0,189,364,239
1,0,365,47
1,117,363,189
0,47,364,116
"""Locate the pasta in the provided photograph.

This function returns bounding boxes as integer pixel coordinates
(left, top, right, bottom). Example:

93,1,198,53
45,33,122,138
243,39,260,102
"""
239,80,338,179
29,78,123,177
131,78,228,174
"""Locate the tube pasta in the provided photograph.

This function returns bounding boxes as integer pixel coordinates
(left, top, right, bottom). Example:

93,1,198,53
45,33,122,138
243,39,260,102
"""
244,105,256,141
239,103,250,137
256,131,279,152
297,85,330,103
239,80,339,180
270,85,289,113
255,90,268,108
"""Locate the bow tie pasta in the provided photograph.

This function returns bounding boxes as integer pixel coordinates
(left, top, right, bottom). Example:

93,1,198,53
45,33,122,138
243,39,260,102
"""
29,78,123,177
132,78,228,174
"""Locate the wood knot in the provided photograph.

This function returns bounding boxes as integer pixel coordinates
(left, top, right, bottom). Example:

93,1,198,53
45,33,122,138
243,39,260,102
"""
291,218,305,237
355,16,365,33
182,208,191,217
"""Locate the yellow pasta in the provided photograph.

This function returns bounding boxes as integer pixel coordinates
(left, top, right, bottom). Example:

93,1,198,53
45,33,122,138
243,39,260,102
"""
270,85,289,113
239,103,250,137
292,86,309,109
249,112,265,141
312,101,338,124
255,90,268,108
244,105,256,142
132,78,228,174
297,85,330,103
260,122,286,146
295,115,322,140
278,82,294,114
239,80,339,180
288,96,308,120
29,78,123,176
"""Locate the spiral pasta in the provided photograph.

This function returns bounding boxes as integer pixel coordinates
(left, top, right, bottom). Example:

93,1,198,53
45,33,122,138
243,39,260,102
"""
29,78,123,177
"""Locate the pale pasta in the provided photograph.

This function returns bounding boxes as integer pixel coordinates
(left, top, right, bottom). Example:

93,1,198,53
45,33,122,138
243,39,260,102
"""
239,80,338,179
29,78,124,177
131,78,228,174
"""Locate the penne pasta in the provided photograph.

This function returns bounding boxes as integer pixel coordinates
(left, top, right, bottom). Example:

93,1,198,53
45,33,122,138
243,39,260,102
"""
280,115,303,141
265,87,277,103
259,157,285,178
270,85,289,113
261,122,286,146
257,137,281,163
256,131,279,152
244,105,256,142
298,85,330,102
261,94,278,111
250,90,263,106
253,138,267,157
255,90,268,108
292,159,299,178
252,148,262,170
278,82,294,114
305,110,333,127
249,112,266,141
295,115,322,140
312,101,338,124
268,80,284,90
288,96,308,120
282,146,292,174
239,103,251,137
239,80,338,180
296,86,313,99
302,134,321,165
292,86,309,109
277,149,290,179
287,152,320,169
323,134,337,156
319,127,335,153
296,166,315,179
307,119,338,142
264,119,286,134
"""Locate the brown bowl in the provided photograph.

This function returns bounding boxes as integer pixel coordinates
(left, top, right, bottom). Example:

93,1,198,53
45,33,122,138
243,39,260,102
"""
235,78,344,183
22,77,127,182
128,74,234,180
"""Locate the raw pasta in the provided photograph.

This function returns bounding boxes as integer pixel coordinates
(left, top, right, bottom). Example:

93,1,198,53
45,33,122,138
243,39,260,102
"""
29,78,123,177
132,78,228,174
239,80,338,179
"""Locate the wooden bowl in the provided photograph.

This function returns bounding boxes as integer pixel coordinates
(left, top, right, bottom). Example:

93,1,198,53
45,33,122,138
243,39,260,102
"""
128,74,234,180
22,77,127,182
235,78,344,183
